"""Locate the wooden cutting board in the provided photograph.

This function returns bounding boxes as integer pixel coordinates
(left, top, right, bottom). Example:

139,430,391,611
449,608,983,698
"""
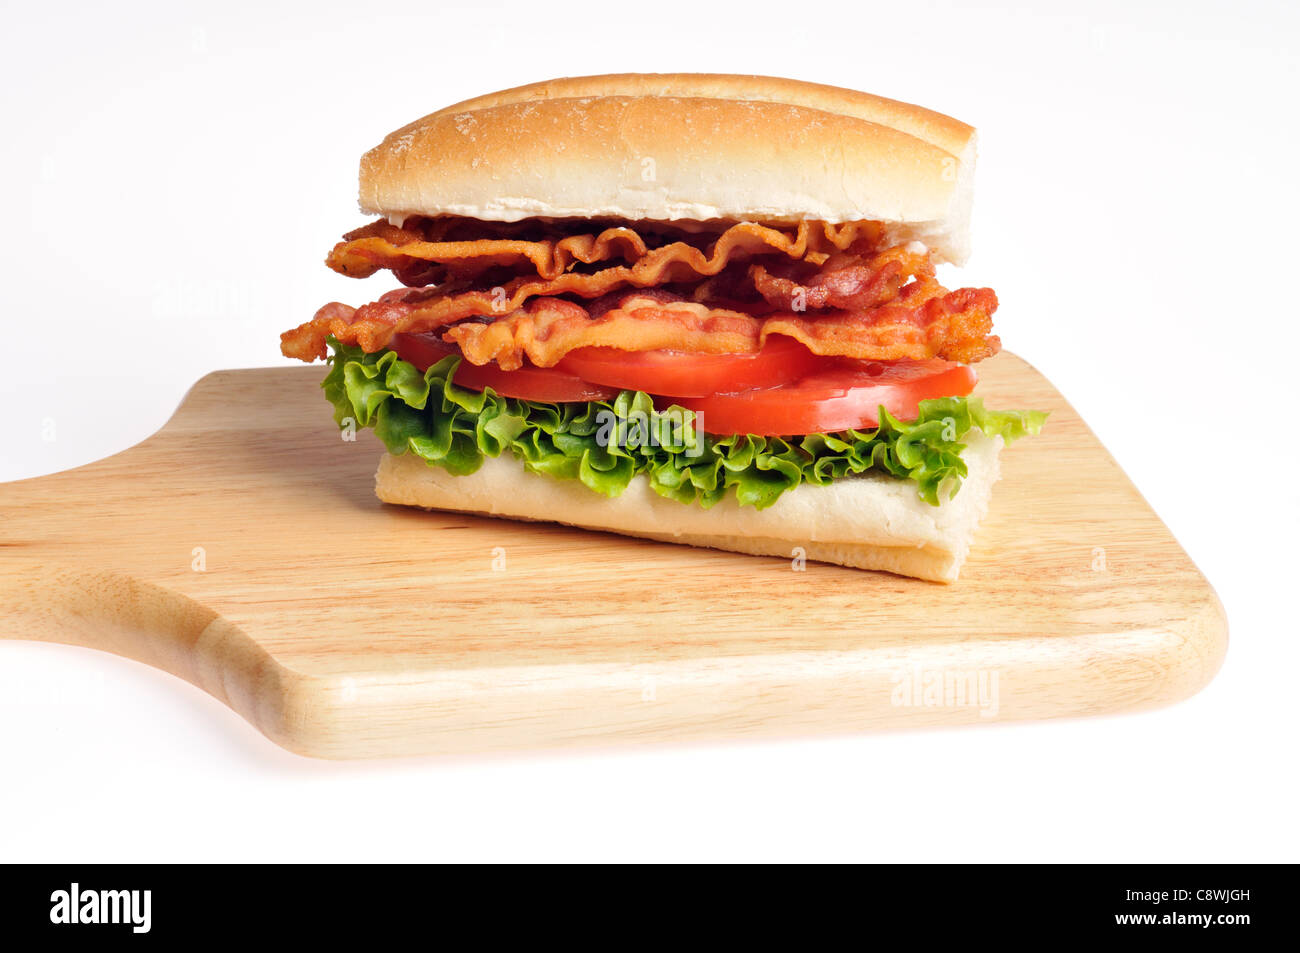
0,353,1226,759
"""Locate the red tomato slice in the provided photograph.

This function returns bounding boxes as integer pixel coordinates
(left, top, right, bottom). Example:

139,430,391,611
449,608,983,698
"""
390,333,619,402
556,335,824,397
670,360,978,436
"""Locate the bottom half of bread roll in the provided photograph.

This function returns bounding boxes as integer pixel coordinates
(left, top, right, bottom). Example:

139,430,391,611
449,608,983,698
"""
374,432,1003,582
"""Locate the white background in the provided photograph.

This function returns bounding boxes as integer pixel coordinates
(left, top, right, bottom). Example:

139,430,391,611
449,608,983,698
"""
1,0,1297,861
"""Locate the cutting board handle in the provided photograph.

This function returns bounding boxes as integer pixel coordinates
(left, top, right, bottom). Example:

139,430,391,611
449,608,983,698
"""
0,557,296,748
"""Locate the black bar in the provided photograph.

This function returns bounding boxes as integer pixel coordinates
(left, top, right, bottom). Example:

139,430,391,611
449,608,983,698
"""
0,864,1285,941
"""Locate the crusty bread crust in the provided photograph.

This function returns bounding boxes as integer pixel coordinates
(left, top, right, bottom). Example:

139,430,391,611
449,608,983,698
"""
430,74,974,157
359,73,978,263
373,432,1003,582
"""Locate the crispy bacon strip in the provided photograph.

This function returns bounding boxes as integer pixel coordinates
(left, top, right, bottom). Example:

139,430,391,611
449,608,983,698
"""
280,285,1000,370
280,241,942,361
280,216,1001,369
447,291,999,370
762,287,1001,365
281,300,359,361
326,218,886,284
748,244,935,311
446,296,763,369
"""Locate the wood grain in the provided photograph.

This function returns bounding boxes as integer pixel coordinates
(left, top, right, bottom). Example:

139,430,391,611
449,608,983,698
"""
0,354,1227,758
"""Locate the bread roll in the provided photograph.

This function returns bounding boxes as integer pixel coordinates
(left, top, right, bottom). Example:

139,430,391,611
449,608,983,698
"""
374,432,1003,583
359,73,977,263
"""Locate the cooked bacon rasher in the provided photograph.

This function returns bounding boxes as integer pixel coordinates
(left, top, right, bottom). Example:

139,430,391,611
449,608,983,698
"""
323,217,886,283
280,218,1001,367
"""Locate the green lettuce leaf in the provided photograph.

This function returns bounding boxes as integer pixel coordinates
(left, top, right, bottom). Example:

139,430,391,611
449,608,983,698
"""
321,339,1047,509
